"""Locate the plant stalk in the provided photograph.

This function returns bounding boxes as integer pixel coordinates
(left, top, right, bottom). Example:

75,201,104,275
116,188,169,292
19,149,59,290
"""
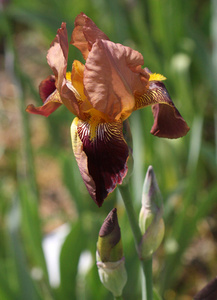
142,258,153,300
118,185,153,300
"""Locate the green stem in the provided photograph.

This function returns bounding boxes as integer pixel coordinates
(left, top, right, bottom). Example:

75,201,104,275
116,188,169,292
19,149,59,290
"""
142,258,153,300
114,296,123,300
118,185,141,248
118,185,153,300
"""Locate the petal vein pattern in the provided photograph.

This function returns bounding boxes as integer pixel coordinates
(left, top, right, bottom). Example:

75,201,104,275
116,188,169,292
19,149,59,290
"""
71,118,129,206
134,81,190,138
135,82,172,110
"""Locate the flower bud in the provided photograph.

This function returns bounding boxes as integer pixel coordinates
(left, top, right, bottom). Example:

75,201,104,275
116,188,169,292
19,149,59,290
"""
96,208,127,297
139,166,165,259
194,276,217,300
97,208,123,262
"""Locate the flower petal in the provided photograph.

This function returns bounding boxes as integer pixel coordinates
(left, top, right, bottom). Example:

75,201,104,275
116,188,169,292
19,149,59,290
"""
47,22,68,91
46,23,82,116
71,12,109,60
194,277,217,300
84,39,149,121
71,118,129,207
150,103,190,138
26,75,62,117
135,81,190,138
39,75,56,103
61,79,86,119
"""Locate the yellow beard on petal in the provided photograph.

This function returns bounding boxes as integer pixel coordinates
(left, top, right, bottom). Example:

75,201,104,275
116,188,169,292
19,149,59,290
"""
89,116,101,140
149,73,167,81
87,109,110,141
66,72,71,81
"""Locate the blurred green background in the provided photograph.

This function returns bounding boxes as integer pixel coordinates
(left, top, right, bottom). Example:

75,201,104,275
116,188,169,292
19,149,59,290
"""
0,0,216,299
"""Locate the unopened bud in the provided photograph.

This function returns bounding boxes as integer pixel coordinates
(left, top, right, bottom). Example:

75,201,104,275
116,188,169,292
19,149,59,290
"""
194,276,217,300
97,208,123,262
139,166,165,259
96,208,127,297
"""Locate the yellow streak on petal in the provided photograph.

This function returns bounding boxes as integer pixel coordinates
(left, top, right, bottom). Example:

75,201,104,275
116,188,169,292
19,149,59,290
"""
70,117,82,158
134,87,169,110
149,73,167,81
89,116,101,140
66,72,71,81
86,109,110,141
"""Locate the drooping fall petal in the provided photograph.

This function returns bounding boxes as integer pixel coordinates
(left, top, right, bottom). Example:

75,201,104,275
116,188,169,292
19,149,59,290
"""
84,39,149,121
135,81,190,138
71,118,129,207
26,75,62,117
71,12,109,60
150,102,190,138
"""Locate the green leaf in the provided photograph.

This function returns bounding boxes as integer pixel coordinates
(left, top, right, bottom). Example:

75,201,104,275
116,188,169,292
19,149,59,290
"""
61,153,89,214
8,200,44,300
153,288,163,300
59,220,85,300
18,182,48,279
0,267,18,300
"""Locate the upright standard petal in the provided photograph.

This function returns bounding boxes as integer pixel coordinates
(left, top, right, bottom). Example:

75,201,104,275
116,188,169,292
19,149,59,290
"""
135,80,190,138
45,23,83,116
47,22,68,91
26,75,62,117
84,40,149,121
71,118,129,207
71,12,109,60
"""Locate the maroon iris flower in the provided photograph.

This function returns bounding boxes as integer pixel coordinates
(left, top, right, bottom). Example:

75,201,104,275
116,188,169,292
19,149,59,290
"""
26,13,189,207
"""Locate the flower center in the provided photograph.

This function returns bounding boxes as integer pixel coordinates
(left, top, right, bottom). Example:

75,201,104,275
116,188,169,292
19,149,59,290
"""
88,109,110,141
68,60,111,141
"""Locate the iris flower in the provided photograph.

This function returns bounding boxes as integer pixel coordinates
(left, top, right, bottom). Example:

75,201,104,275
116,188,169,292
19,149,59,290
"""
26,13,189,207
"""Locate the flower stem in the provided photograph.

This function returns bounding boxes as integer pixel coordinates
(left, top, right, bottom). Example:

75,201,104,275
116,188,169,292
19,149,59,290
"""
114,296,123,300
118,185,142,247
118,185,153,300
142,258,153,300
